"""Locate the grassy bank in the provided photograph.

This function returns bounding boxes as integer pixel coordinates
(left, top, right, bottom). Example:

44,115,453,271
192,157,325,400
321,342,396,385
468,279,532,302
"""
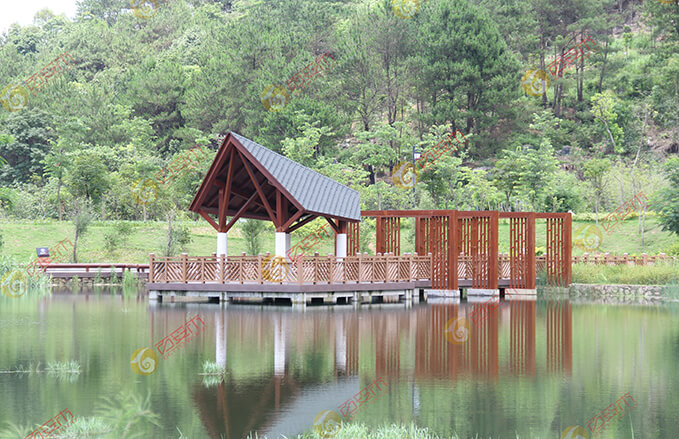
571,261,679,285
2,216,677,263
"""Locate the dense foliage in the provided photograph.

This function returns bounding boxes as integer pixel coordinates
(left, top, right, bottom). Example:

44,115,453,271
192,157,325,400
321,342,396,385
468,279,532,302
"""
0,0,677,235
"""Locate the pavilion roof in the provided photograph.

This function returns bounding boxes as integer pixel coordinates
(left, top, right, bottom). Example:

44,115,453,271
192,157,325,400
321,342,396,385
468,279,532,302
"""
189,131,360,233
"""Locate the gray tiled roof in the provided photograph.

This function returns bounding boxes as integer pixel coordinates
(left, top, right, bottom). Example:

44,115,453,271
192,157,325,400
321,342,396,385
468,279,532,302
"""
232,132,361,221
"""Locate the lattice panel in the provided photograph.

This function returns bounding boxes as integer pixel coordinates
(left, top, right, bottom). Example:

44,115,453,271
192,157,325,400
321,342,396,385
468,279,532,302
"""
385,217,400,255
347,222,360,256
154,263,167,282
509,217,528,288
546,218,567,286
421,216,449,290
458,216,492,289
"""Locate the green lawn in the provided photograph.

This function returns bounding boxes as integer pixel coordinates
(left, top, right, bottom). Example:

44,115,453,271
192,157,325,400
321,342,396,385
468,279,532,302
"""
0,215,676,265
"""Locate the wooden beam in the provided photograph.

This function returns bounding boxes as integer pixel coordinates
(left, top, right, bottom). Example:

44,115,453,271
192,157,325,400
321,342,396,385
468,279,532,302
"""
287,214,317,233
223,192,258,233
219,148,235,230
325,217,340,233
282,211,304,231
237,149,277,224
199,207,271,221
198,209,219,231
191,142,232,211
276,190,282,225
207,185,267,211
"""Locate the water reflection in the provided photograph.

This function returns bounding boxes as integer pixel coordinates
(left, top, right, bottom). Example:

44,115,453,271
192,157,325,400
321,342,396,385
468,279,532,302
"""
8,291,665,439
181,300,573,438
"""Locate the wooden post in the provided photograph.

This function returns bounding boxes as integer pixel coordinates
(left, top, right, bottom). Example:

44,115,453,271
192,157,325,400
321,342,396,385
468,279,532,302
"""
259,254,265,284
220,254,225,284
489,211,499,290
297,255,304,286
149,253,155,283
181,253,188,283
313,252,319,285
329,255,334,285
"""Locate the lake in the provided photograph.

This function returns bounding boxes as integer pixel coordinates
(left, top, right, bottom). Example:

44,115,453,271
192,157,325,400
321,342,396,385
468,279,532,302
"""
0,289,676,438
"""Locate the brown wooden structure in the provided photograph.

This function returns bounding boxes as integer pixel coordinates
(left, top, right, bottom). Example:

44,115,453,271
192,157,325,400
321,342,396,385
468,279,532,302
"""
360,210,572,289
189,131,359,239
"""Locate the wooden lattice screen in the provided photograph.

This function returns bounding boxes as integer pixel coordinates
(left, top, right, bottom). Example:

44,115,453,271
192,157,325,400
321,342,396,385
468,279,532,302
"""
347,221,360,256
458,212,498,289
505,213,536,289
363,210,569,291
419,216,451,290
376,217,400,255
544,214,572,287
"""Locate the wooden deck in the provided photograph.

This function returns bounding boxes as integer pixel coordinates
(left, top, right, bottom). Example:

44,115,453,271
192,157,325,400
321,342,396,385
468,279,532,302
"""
146,253,432,304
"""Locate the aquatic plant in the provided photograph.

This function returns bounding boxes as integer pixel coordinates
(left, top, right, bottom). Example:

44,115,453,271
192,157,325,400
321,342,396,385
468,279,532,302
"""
200,360,226,387
46,360,81,374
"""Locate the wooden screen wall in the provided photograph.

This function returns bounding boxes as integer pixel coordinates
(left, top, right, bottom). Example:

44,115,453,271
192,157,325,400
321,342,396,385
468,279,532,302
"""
505,213,536,289
542,214,572,287
458,212,498,289
365,210,570,291
376,217,400,255
347,221,360,256
418,216,452,290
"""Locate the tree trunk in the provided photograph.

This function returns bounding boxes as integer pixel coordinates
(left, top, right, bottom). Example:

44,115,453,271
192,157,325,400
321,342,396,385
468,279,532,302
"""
598,39,609,94
73,231,79,263
167,211,173,256
57,178,62,221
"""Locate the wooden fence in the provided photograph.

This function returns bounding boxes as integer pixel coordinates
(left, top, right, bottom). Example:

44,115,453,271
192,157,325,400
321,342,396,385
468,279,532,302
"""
148,251,675,286
149,253,432,285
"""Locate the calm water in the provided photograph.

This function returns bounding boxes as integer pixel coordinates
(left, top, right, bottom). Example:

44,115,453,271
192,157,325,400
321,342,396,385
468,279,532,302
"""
1,290,677,439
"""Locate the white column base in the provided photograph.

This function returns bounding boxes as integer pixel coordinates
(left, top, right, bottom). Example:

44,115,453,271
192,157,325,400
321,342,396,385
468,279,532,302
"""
217,232,227,257
336,233,347,258
275,232,290,257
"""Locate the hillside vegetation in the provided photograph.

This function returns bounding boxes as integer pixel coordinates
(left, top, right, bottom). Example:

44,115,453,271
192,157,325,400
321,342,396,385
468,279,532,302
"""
0,0,678,258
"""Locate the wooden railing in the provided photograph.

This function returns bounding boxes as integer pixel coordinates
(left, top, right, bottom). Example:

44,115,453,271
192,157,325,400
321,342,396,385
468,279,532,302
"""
458,253,677,281
148,253,432,285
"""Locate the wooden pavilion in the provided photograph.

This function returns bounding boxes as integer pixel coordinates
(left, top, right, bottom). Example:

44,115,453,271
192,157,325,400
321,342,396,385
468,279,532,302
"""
146,132,572,304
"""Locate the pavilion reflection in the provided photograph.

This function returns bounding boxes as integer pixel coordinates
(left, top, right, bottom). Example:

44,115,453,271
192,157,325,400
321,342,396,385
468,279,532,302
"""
187,300,573,438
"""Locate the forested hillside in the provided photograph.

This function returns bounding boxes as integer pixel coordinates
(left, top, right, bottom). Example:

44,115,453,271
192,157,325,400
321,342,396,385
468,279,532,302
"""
0,0,678,234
